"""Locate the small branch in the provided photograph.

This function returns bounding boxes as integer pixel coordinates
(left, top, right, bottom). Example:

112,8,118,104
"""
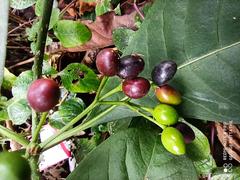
8,19,34,35
33,0,54,79
31,112,48,143
133,0,145,20
0,125,29,148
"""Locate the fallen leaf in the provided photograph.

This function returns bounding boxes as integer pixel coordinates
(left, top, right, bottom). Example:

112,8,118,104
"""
215,122,240,162
78,0,96,15
50,11,136,53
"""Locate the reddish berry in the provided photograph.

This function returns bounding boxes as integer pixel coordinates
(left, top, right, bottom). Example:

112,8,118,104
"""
96,48,119,76
122,77,150,99
27,79,60,112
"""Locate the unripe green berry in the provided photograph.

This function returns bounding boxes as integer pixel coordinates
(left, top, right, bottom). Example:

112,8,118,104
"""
153,104,178,125
155,85,182,105
161,127,186,155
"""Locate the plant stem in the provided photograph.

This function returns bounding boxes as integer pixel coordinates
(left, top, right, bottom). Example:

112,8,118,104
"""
99,101,166,129
0,0,9,93
40,76,108,149
41,97,128,150
0,125,29,148
31,112,48,143
29,156,41,180
99,83,122,101
33,0,54,79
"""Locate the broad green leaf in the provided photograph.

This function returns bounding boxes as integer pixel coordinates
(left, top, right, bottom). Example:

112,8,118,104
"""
107,117,132,135
10,0,35,10
7,98,31,125
95,0,111,16
211,167,240,180
54,20,92,48
2,68,16,90
193,155,217,176
12,70,34,99
67,128,198,180
113,28,135,52
102,0,240,123
49,97,85,129
60,63,100,93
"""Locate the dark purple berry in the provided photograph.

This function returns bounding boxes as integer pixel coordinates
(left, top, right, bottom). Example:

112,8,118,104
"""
175,122,195,144
117,54,144,79
122,77,150,99
27,79,60,112
96,48,119,76
151,60,177,86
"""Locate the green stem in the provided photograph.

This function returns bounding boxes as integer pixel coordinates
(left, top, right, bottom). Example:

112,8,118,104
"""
31,112,48,143
0,125,29,148
31,111,38,138
40,76,108,149
33,0,54,79
99,101,166,129
29,156,41,180
41,97,128,151
99,83,122,100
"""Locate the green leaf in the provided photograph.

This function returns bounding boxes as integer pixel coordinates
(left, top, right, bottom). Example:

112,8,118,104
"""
49,97,85,129
2,68,16,90
107,117,132,135
183,120,211,161
7,98,31,125
10,0,36,10
211,167,240,180
42,60,57,75
0,96,9,121
95,0,111,16
104,0,240,123
60,63,100,93
193,155,217,176
12,70,34,99
54,20,92,48
35,0,60,29
26,21,40,42
113,28,135,52
67,128,198,180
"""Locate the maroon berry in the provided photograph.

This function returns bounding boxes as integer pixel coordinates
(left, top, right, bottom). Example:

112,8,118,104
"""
27,79,60,112
96,48,119,76
122,77,150,99
117,54,145,79
175,122,195,144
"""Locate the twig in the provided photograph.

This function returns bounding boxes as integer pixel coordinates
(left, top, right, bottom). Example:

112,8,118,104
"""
8,19,35,35
133,0,145,20
8,57,34,69
60,0,77,16
33,0,54,79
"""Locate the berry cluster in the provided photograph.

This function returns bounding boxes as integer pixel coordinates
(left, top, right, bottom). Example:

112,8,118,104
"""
96,48,150,99
151,61,195,155
96,48,195,155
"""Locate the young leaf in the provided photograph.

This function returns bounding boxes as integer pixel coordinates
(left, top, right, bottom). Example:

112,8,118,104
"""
60,63,100,93
7,98,31,125
0,96,9,121
54,20,92,48
2,68,16,90
49,97,85,129
67,128,198,180
12,70,34,99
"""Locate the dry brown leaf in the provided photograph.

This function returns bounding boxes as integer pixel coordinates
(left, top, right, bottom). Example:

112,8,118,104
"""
215,122,240,162
78,0,96,15
55,11,136,53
